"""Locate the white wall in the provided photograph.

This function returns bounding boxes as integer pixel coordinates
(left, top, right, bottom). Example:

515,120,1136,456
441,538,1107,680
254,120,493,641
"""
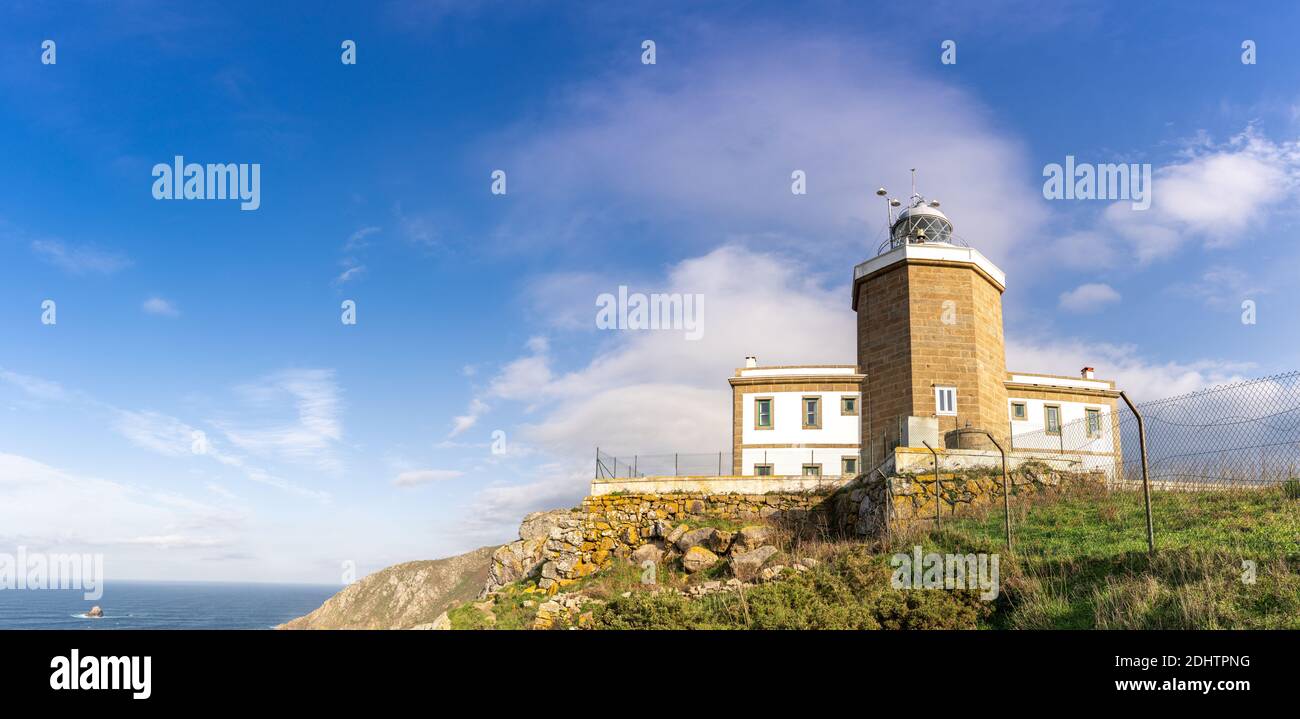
741,391,860,445
1008,397,1114,454
739,390,860,475
741,447,861,476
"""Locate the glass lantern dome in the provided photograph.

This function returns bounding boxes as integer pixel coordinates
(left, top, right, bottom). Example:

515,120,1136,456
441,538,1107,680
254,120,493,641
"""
889,201,953,248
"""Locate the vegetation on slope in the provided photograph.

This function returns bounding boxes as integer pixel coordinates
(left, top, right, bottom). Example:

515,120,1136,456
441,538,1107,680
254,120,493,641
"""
583,487,1298,630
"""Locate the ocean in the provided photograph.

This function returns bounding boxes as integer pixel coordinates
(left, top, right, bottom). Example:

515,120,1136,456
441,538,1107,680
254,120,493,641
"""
0,581,339,630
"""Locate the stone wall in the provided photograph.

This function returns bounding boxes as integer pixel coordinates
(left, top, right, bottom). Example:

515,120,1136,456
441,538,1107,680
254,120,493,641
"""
869,460,1099,531
484,461,1094,596
483,490,852,595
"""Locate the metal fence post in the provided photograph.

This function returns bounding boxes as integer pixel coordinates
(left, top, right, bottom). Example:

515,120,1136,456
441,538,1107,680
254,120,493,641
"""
1119,391,1156,555
922,440,940,529
982,431,1012,551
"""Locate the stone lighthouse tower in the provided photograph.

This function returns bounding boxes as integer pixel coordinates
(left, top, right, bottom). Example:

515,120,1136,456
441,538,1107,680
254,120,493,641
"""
853,181,1010,468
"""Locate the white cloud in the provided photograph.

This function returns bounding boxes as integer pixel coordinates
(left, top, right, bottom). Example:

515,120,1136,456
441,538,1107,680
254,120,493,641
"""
1100,129,1300,263
344,225,380,251
219,369,343,472
1169,266,1262,309
448,397,488,437
115,410,199,457
0,368,70,402
393,469,464,487
1007,338,1253,402
395,203,437,247
142,296,180,317
490,35,1045,268
1058,283,1121,313
333,263,366,285
0,452,234,552
30,239,132,275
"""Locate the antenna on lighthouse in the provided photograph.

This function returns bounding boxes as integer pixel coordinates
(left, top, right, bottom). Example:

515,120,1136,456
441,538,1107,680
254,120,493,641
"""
910,168,917,199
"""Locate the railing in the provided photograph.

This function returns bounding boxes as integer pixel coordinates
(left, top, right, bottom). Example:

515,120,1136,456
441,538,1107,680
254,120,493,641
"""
594,448,862,479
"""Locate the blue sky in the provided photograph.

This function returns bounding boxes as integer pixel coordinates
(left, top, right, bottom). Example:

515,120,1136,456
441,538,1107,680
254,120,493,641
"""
2,0,1299,583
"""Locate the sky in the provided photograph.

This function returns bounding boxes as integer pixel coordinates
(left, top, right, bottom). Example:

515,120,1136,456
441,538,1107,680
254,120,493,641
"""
2,0,1299,583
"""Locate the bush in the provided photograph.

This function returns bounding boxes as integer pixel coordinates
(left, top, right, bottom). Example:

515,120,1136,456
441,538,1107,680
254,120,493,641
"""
589,547,991,630
1283,478,1300,500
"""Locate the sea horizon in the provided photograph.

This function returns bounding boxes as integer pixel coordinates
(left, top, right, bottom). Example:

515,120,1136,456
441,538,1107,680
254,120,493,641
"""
0,580,340,630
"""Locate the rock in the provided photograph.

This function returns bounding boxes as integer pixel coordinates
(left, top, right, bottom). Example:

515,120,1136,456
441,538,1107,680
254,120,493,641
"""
759,565,787,582
87,606,103,618
631,542,665,566
729,545,778,582
733,525,772,553
520,509,576,541
409,611,451,630
484,537,546,595
795,557,820,569
665,524,690,546
709,530,735,554
675,527,717,553
681,546,720,573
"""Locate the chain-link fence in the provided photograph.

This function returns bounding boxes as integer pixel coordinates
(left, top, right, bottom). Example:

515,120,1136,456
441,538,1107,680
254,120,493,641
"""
919,372,1300,554
595,449,734,479
1012,371,1300,491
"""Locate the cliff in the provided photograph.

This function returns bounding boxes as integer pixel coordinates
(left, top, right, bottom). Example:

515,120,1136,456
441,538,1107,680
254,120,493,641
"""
278,545,499,629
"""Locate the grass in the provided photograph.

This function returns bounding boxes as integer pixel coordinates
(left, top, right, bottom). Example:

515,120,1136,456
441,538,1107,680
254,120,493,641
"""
934,484,1298,558
447,585,543,630
900,485,1299,629
677,516,750,532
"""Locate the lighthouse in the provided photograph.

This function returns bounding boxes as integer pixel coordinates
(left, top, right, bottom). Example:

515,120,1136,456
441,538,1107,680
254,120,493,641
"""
853,180,1011,467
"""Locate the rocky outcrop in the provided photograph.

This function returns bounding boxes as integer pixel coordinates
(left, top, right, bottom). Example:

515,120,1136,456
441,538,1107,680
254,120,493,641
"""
278,545,498,629
87,606,103,618
681,546,720,573
733,525,772,553
728,545,778,582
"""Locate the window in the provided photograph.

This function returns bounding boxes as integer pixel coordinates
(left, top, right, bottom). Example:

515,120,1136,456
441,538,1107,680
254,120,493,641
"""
802,464,822,477
935,386,957,416
1044,405,1062,435
754,464,773,476
841,395,858,416
841,456,858,476
1010,402,1027,421
1086,408,1102,438
802,396,822,429
754,397,773,429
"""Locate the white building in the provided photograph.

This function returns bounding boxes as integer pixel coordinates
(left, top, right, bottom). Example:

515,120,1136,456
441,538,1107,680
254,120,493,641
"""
728,357,864,477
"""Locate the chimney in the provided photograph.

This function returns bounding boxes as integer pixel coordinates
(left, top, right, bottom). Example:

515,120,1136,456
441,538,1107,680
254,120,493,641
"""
1081,366,1095,380
745,356,758,368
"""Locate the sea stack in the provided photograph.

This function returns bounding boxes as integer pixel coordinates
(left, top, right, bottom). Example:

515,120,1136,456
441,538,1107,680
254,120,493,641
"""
87,606,103,618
